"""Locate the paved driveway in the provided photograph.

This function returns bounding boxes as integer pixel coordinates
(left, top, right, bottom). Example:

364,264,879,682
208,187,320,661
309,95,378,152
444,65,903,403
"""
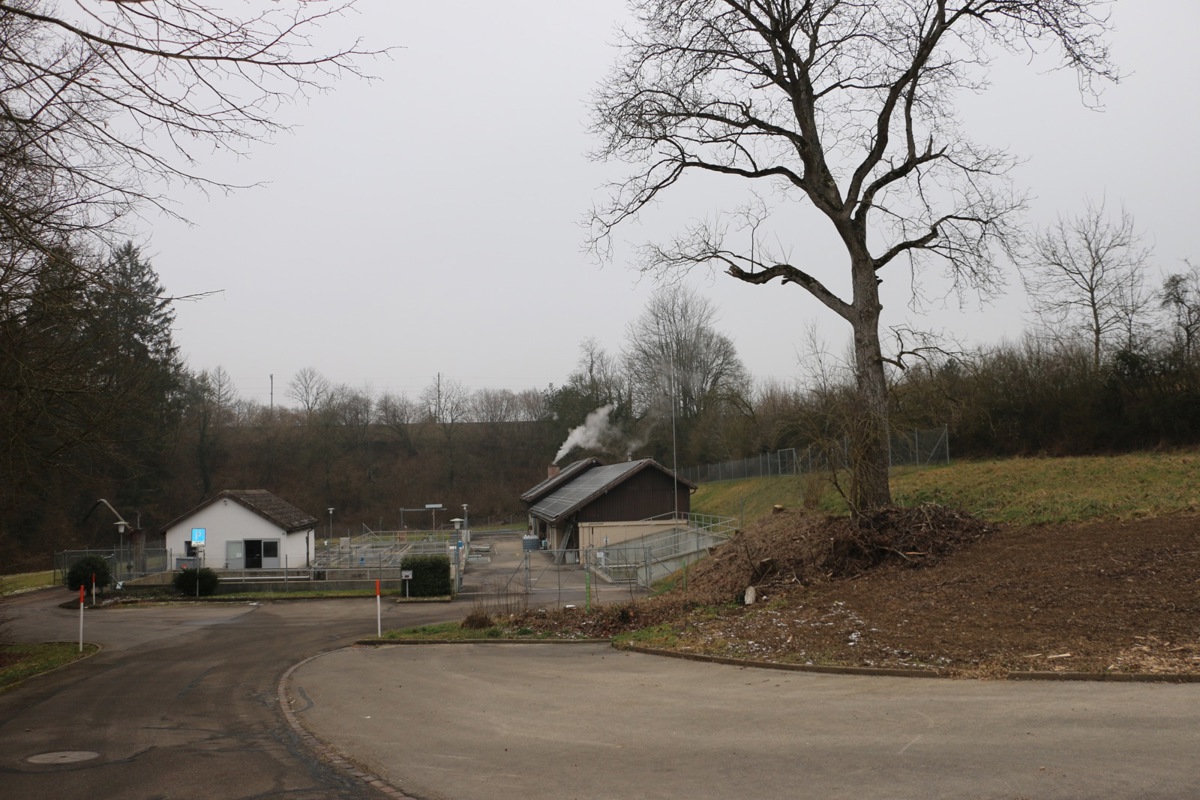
291,643,1200,800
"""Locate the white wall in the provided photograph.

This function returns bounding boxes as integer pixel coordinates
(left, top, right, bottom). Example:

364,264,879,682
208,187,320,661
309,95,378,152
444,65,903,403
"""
578,520,684,551
164,498,312,569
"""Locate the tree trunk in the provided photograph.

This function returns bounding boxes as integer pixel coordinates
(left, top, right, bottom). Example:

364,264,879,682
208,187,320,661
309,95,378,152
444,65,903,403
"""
848,261,893,515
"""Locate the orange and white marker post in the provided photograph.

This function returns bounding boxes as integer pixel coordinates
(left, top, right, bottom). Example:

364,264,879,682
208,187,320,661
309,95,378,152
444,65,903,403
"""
375,579,382,637
78,585,85,652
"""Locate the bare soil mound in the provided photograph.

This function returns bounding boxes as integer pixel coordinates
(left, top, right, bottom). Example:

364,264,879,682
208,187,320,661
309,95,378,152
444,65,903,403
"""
509,508,1200,678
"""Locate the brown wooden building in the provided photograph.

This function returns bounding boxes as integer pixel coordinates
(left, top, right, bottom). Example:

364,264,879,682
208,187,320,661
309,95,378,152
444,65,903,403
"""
522,458,695,559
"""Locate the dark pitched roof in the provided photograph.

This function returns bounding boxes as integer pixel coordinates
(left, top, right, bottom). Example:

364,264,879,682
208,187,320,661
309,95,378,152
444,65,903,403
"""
519,458,600,504
528,459,695,524
161,489,318,534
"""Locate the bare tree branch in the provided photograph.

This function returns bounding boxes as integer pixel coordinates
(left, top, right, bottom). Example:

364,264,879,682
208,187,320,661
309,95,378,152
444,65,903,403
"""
589,0,1116,512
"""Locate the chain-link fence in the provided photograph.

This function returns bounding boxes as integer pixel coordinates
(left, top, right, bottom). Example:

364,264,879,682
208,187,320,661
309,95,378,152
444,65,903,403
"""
54,547,172,585
679,425,950,484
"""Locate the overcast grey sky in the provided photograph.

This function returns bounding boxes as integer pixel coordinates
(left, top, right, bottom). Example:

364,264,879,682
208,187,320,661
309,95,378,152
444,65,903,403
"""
149,1,1200,407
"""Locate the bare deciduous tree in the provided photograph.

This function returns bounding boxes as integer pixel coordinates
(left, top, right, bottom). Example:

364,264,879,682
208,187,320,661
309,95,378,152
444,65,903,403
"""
420,373,469,488
589,1,1114,513
420,374,469,428
568,337,631,413
321,384,374,444
512,388,551,423
1,0,377,243
623,286,749,422
470,388,519,426
1160,260,1200,363
1023,198,1152,371
288,367,331,420
377,391,419,454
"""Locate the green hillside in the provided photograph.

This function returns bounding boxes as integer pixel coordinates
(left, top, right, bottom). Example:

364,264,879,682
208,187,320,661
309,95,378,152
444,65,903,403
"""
691,452,1200,528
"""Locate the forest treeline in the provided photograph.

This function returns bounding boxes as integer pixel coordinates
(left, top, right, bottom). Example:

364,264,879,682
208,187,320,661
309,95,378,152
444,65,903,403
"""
4,246,1200,569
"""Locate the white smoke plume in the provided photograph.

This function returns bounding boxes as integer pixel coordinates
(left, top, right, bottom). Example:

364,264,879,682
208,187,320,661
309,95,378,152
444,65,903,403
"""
554,404,620,463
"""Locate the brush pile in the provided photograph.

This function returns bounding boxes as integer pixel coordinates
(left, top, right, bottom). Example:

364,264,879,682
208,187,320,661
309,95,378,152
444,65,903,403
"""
681,504,995,604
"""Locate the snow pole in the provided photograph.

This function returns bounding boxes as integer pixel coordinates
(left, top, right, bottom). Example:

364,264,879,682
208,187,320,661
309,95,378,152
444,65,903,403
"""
78,585,85,652
375,579,382,637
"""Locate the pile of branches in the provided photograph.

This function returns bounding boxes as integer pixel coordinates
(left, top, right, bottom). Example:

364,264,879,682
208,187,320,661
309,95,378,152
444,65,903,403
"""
833,505,995,576
681,505,996,604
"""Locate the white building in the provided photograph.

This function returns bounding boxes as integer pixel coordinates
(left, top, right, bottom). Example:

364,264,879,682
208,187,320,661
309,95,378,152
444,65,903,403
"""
162,490,317,570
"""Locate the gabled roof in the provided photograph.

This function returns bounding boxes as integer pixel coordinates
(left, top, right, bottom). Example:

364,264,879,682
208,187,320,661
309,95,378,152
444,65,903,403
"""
161,489,318,534
528,459,695,524
519,458,600,504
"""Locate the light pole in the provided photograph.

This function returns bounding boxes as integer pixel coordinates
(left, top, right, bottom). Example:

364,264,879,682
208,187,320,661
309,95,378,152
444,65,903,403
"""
327,508,334,541
115,521,127,583
462,503,469,530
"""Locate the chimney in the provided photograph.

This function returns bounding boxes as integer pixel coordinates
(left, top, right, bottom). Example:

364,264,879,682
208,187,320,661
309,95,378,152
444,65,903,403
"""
547,464,560,479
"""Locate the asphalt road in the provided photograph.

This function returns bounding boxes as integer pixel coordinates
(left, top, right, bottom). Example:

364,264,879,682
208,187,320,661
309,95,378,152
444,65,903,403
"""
294,643,1200,800
5,542,1200,800
0,539,610,800
0,590,457,800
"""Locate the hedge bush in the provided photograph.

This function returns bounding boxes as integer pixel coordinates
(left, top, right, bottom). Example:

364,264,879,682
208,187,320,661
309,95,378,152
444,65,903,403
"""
65,555,112,592
400,554,452,597
173,567,220,597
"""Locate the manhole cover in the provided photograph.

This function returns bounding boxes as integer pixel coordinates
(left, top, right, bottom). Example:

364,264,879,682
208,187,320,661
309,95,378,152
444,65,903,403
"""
27,751,100,765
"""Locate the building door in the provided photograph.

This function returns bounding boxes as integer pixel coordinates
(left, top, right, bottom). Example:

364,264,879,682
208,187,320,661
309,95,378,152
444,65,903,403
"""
245,539,263,569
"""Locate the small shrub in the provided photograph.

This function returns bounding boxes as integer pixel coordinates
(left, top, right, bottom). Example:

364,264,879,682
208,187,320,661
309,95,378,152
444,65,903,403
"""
173,567,219,597
65,556,112,592
461,610,494,630
802,470,830,510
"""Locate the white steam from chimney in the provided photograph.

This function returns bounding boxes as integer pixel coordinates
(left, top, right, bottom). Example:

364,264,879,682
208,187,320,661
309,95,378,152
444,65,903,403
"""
554,404,618,464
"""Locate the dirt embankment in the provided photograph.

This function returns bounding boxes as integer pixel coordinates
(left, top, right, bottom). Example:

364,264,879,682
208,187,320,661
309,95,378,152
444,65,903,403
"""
510,507,1200,678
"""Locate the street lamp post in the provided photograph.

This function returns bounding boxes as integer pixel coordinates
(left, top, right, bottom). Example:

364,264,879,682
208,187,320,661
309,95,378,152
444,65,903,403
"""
327,508,334,541
115,521,127,583
462,503,469,530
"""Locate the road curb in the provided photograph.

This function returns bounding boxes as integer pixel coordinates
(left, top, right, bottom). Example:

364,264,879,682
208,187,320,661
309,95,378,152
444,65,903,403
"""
621,644,1200,682
353,639,1200,682
355,637,611,646
618,643,943,678
1006,670,1200,683
278,650,417,800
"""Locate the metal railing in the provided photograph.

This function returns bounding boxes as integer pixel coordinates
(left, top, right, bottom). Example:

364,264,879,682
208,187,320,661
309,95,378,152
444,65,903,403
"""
218,568,313,583
312,528,469,569
316,529,468,592
590,514,736,587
